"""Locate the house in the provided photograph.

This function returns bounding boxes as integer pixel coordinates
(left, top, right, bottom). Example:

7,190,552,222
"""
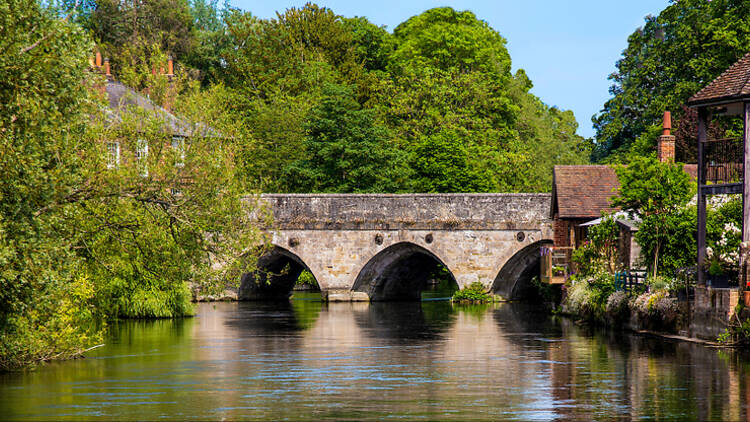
548,113,697,272
686,51,750,287
89,52,216,175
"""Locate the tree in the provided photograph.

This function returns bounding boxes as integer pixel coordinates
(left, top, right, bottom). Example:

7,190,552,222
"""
284,84,411,193
0,0,101,370
612,157,694,277
89,0,194,66
593,0,750,162
0,2,262,368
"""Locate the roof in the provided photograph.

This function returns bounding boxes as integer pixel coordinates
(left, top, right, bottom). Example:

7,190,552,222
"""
579,211,641,231
551,165,620,219
551,164,698,220
688,52,750,106
104,80,219,138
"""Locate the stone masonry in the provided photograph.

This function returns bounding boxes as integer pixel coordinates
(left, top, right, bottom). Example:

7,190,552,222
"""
241,193,553,301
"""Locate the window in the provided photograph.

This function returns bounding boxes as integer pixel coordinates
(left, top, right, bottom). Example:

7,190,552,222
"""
135,139,148,177
106,142,120,169
171,136,185,167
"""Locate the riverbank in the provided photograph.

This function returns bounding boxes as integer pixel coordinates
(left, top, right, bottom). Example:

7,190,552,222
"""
558,279,743,344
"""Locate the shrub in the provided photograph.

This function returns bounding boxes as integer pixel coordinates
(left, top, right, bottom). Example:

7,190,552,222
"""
452,282,492,303
296,270,317,286
606,290,630,322
564,272,615,320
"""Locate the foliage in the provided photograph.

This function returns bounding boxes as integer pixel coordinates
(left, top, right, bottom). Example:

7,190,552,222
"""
605,290,630,323
564,272,615,321
571,214,619,276
613,157,693,276
1,1,263,369
718,316,750,346
630,289,679,330
452,282,492,303
0,0,102,370
221,5,587,194
705,221,741,276
295,270,317,287
283,83,411,192
592,0,750,161
531,276,560,304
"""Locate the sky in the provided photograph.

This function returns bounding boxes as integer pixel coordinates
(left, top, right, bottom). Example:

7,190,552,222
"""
228,0,672,139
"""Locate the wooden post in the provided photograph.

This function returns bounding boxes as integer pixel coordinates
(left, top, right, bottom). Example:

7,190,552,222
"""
743,102,750,287
697,107,708,285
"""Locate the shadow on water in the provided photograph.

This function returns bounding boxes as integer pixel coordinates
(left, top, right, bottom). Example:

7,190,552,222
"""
352,301,457,341
222,294,324,334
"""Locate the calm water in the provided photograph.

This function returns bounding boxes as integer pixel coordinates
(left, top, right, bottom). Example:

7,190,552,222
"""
2,295,750,421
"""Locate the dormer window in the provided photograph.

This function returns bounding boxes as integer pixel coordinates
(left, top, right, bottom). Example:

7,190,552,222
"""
106,142,120,169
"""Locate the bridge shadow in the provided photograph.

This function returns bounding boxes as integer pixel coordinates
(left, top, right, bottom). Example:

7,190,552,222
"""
352,242,459,301
222,300,323,334
352,301,457,342
238,246,320,301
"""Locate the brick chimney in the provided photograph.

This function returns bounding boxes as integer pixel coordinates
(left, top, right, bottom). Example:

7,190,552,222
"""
167,55,174,79
657,111,676,163
103,57,112,80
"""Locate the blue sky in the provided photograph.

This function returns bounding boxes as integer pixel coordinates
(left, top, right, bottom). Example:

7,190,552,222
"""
229,0,672,138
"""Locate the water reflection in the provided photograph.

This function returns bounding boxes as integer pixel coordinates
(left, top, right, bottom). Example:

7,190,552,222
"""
2,300,750,420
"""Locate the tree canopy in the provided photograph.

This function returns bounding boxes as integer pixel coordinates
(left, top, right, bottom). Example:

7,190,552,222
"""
592,0,750,162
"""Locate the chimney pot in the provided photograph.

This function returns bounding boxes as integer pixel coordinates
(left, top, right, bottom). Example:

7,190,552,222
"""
662,110,672,136
657,110,675,163
95,51,102,68
103,58,111,79
167,55,174,76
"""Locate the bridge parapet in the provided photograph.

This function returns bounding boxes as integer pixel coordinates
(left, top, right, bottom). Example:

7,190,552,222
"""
256,193,552,231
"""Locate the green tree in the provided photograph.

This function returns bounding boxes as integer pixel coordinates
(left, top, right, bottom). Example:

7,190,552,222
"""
284,84,410,193
593,0,750,162
0,0,102,370
88,0,196,75
612,157,694,276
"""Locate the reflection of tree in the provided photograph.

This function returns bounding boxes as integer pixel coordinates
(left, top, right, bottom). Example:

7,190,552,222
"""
223,301,322,334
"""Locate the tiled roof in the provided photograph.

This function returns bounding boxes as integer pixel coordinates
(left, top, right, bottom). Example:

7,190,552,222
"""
552,165,620,219
688,52,750,106
551,164,698,219
104,80,219,138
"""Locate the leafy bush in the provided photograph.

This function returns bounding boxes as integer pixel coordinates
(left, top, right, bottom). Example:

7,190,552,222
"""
296,270,318,286
572,215,619,276
452,282,492,303
564,272,615,320
606,290,630,322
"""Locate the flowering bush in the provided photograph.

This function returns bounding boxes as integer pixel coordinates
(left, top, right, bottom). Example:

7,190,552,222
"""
606,290,630,322
706,221,741,276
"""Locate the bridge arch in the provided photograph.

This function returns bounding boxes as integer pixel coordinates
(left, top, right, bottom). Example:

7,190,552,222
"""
238,245,319,300
352,242,458,301
491,240,552,300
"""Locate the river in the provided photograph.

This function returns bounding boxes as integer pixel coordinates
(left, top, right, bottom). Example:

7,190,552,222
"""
2,295,749,420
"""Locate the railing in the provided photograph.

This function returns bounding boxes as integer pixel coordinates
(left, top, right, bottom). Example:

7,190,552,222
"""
614,270,646,292
540,246,574,285
701,137,743,185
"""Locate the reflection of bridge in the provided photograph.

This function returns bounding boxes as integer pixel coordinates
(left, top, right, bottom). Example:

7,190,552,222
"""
240,194,553,301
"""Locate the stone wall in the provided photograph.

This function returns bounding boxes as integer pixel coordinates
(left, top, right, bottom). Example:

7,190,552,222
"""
258,193,551,230
690,286,740,340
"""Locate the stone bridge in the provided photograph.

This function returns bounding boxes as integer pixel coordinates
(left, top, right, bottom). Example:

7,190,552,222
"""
240,193,553,302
